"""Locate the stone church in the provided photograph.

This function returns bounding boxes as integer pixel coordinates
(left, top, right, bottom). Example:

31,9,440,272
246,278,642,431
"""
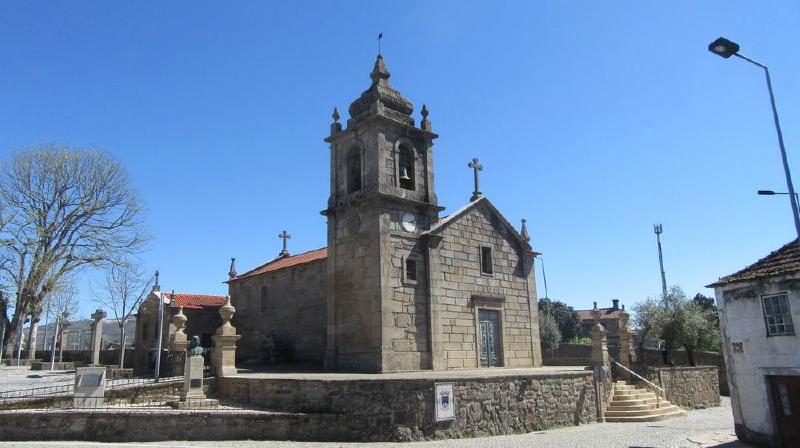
228,55,542,373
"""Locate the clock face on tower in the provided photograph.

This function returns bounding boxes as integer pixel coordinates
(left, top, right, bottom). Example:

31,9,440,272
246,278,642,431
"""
401,213,417,232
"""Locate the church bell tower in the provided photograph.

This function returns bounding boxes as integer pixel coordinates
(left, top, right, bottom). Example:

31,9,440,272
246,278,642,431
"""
322,55,441,372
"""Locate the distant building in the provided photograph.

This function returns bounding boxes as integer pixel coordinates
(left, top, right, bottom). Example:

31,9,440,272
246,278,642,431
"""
576,299,628,349
132,289,226,374
709,239,800,447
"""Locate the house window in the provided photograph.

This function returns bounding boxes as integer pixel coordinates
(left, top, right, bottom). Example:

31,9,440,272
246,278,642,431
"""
406,258,417,282
398,144,415,190
480,246,494,275
762,293,795,336
347,147,362,193
260,286,268,312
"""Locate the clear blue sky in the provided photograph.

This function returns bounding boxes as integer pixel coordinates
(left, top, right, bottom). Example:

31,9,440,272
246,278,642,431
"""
1,1,799,319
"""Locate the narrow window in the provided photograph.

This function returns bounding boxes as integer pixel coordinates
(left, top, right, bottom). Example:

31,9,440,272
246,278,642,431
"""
142,323,149,342
347,147,362,193
480,246,494,275
260,286,268,312
406,258,417,282
398,144,415,190
762,293,795,336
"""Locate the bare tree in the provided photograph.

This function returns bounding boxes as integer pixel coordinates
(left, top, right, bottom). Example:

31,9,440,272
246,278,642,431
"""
43,279,79,363
0,145,148,358
94,259,153,368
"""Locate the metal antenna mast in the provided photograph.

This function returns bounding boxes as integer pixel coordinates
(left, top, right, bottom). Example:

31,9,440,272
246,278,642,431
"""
654,224,668,299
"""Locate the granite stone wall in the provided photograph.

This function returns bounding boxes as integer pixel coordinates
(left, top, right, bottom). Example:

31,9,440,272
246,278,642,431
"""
230,258,326,365
647,366,720,409
541,343,592,366
218,370,598,441
431,203,539,369
639,348,728,395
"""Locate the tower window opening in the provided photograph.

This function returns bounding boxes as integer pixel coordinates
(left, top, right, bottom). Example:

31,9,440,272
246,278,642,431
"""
347,147,362,193
399,144,415,190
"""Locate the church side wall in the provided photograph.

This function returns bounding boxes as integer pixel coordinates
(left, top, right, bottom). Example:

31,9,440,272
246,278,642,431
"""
435,205,535,369
230,260,327,365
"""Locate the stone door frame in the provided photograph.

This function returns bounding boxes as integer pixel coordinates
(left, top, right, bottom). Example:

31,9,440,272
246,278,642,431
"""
470,295,508,368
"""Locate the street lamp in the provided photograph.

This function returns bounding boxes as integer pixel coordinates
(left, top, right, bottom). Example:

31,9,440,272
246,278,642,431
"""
757,189,799,202
709,37,800,239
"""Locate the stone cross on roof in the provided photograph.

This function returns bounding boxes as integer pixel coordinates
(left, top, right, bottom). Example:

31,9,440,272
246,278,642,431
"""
278,230,291,257
468,157,484,201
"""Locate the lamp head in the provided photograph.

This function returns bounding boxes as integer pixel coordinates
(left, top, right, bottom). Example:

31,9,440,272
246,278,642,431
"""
758,190,776,195
709,37,740,58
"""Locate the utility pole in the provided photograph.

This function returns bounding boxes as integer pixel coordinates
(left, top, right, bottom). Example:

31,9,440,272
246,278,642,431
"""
654,224,668,300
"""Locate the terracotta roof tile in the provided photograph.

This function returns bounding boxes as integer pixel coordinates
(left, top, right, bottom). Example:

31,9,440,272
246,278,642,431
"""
231,247,327,281
577,308,625,321
165,293,227,310
709,239,800,287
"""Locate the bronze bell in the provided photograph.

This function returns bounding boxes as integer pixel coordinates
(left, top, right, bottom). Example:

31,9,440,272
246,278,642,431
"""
400,167,411,181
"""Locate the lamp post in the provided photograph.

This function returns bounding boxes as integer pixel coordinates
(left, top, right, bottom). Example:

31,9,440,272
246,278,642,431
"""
709,37,800,239
535,255,549,299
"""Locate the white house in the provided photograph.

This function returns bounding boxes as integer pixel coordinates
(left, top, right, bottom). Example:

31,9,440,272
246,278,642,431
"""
709,239,800,447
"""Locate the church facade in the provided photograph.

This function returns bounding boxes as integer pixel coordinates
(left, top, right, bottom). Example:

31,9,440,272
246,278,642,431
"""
229,55,542,373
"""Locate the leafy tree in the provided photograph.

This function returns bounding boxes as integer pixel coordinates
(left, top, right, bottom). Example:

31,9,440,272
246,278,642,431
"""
0,145,148,358
632,285,721,365
539,313,562,352
538,298,582,341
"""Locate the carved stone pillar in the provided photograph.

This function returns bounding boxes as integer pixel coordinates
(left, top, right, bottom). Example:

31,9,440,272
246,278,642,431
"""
590,303,609,368
90,309,107,366
169,307,188,352
618,313,632,379
211,297,241,377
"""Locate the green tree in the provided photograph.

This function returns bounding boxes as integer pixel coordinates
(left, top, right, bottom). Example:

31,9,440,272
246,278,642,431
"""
632,286,722,365
538,298,582,341
539,313,562,352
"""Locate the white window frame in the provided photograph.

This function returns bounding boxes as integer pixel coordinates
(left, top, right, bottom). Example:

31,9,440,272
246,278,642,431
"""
762,292,795,337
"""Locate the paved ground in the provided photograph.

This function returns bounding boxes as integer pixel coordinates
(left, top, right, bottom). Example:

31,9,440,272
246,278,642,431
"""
0,366,73,393
0,397,752,448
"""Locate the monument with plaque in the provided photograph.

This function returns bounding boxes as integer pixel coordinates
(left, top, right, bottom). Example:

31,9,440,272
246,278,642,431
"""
73,366,106,408
168,336,218,409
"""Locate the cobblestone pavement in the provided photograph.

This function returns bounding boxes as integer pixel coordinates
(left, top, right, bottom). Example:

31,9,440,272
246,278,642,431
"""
0,397,753,448
0,366,73,393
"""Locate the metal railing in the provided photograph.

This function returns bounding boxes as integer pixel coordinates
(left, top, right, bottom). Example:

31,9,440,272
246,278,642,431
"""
610,358,665,408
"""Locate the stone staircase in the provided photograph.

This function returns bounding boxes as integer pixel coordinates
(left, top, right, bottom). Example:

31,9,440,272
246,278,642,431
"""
605,380,685,422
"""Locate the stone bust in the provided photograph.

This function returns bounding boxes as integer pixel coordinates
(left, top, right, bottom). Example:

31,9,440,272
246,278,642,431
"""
187,336,206,357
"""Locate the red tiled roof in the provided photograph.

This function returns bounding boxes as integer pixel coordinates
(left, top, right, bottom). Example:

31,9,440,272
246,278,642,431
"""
708,239,800,287
577,308,625,322
231,247,328,281
165,293,227,310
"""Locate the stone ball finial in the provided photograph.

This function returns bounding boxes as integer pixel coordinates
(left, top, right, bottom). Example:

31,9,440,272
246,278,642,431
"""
172,307,187,330
332,106,340,122
219,296,235,324
421,104,429,119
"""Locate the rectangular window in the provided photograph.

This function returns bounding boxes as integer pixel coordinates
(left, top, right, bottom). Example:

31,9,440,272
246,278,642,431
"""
142,323,149,342
762,293,795,336
406,258,417,282
480,246,494,275
260,286,268,312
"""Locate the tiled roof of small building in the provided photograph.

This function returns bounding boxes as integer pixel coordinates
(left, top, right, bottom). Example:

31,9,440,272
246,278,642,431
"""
231,247,328,281
577,308,625,321
708,239,800,287
164,293,228,310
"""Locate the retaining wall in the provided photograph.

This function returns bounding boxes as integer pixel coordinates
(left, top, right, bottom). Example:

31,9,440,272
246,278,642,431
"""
646,366,720,409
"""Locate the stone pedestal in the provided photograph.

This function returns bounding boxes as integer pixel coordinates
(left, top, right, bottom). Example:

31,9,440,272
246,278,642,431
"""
212,297,241,377
73,366,106,408
590,306,609,368
168,354,218,409
618,314,632,379
169,307,188,352
89,309,106,366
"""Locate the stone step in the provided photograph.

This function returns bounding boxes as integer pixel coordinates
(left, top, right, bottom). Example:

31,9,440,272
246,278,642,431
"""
612,392,657,400
607,401,671,411
605,409,686,423
605,405,682,418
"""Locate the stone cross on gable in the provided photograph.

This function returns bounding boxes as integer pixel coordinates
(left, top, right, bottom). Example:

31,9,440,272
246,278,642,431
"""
91,309,107,322
278,230,291,256
468,157,484,201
